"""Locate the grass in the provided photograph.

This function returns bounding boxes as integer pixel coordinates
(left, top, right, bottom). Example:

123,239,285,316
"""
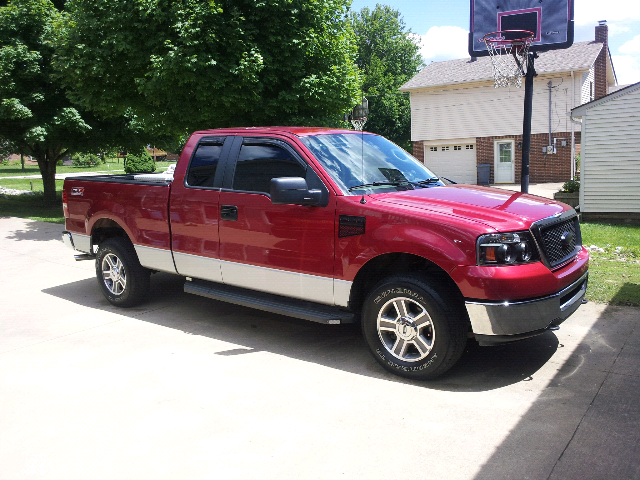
0,158,175,225
581,223,640,306
0,158,174,179
0,192,65,224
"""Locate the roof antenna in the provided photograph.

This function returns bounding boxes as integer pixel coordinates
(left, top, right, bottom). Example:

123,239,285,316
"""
349,95,368,204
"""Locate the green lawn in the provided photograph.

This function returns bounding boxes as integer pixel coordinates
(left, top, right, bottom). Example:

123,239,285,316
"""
581,223,640,306
0,192,65,224
0,158,174,179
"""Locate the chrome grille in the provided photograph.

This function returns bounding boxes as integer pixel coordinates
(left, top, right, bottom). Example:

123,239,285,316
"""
532,213,581,269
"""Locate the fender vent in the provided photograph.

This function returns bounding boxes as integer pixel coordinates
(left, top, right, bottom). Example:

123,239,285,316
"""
339,215,366,238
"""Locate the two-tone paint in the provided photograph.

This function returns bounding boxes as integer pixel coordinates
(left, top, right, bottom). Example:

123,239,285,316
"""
62,127,588,340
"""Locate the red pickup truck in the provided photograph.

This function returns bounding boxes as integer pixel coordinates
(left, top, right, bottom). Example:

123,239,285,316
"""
62,127,588,379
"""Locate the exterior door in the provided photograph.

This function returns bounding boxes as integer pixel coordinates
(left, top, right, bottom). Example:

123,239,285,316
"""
218,138,336,305
494,140,515,183
423,142,477,184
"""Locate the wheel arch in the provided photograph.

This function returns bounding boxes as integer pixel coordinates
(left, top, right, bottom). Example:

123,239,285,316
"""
348,252,465,318
90,217,133,251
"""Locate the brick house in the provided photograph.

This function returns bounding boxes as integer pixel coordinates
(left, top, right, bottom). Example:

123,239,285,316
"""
400,23,616,184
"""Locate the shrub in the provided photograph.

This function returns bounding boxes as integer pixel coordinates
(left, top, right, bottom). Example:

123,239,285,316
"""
72,153,100,167
124,149,155,174
561,179,580,193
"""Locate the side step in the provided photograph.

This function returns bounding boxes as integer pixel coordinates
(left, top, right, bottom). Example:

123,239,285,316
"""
184,279,355,325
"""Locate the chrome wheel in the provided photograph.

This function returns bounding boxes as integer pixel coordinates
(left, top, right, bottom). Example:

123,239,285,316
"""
377,296,435,362
101,253,127,296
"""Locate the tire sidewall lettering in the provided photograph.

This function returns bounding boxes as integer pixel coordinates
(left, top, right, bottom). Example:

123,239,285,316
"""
375,348,438,372
374,287,425,305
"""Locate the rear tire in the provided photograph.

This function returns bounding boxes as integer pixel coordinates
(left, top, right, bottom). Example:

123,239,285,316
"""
361,274,467,380
95,237,150,307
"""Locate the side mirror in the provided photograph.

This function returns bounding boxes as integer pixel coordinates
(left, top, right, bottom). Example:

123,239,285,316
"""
270,177,322,206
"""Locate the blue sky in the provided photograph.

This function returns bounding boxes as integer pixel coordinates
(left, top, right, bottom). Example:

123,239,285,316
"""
349,0,640,85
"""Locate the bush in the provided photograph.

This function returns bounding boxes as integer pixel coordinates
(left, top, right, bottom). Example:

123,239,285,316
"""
72,153,100,167
124,149,155,174
561,179,580,193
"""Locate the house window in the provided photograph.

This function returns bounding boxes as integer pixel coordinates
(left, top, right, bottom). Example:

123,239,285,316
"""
499,142,512,163
466,145,474,150
430,147,437,152
454,145,461,151
442,146,450,151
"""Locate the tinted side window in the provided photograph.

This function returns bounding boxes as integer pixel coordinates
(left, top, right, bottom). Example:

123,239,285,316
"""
186,143,223,188
232,144,306,194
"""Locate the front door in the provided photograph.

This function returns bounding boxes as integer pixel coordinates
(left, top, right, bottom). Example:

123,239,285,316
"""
218,137,336,305
494,140,514,183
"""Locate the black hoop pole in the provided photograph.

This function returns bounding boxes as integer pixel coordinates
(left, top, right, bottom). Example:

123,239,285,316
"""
521,52,537,193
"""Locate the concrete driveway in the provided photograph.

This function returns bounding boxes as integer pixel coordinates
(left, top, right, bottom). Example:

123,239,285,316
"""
1,217,638,480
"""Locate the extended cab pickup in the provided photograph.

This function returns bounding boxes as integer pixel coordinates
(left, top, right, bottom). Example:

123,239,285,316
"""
62,127,588,379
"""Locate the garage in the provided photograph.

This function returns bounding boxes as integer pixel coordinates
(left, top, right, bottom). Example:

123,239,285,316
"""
423,141,477,185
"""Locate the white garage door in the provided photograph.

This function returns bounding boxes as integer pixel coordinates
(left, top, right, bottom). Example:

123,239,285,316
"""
423,143,477,185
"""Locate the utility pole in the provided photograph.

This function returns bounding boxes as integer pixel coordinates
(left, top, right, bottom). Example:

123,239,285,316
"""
521,52,538,194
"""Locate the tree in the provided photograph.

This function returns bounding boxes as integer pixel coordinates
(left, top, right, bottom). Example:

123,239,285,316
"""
54,0,360,134
350,5,422,149
0,0,146,203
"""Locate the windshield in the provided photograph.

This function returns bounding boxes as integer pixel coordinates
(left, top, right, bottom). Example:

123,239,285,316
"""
300,133,442,194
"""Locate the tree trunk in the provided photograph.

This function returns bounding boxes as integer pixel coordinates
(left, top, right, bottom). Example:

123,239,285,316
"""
36,151,60,204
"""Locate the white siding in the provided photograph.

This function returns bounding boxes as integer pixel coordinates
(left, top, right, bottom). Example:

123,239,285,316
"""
410,73,583,142
580,86,640,213
581,68,595,104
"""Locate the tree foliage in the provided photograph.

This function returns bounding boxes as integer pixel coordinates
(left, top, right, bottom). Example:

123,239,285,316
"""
0,0,145,202
350,5,422,149
55,0,361,133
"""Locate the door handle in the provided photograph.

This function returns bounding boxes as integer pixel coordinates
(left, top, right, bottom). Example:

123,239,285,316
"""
221,205,238,221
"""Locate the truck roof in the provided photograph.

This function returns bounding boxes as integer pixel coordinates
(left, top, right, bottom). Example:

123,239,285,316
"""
190,126,371,137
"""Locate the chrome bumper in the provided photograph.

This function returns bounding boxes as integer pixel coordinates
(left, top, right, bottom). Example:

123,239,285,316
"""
466,272,588,344
62,231,93,258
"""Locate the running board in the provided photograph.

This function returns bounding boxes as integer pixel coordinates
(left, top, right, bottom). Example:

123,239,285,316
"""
184,279,355,325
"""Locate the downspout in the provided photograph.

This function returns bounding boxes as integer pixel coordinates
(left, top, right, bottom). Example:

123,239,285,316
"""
548,81,553,150
570,71,575,179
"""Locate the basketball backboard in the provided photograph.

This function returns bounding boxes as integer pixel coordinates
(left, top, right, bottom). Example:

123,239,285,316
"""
469,0,574,57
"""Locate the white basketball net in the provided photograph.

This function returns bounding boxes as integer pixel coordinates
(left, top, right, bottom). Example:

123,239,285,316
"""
350,117,367,131
483,32,533,88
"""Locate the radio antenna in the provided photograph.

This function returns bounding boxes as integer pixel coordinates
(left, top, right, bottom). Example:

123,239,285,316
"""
350,95,368,204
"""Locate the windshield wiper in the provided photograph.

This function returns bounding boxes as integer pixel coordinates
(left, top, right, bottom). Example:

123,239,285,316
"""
415,177,440,185
348,178,441,192
348,181,407,192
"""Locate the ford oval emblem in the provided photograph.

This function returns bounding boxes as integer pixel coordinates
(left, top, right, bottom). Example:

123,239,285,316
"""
560,231,573,247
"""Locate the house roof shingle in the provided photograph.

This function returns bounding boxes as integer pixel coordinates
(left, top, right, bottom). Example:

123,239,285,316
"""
400,41,604,91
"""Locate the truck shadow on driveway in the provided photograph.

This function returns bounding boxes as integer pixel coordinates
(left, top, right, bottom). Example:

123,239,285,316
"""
43,272,558,392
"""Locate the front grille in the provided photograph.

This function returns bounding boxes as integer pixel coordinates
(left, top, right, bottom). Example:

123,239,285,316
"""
533,213,581,269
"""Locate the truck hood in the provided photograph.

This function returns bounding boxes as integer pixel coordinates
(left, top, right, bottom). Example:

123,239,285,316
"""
372,184,568,232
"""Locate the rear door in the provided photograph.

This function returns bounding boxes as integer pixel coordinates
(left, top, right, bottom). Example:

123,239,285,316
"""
218,137,337,305
170,136,234,282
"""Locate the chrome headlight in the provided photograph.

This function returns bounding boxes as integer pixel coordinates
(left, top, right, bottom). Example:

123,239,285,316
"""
477,231,539,266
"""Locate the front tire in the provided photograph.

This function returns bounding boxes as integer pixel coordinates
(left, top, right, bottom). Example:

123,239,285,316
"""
361,274,467,380
95,237,150,307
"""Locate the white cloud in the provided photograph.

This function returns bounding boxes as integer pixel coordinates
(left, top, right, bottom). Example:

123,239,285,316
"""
575,0,640,26
418,26,469,63
619,35,640,54
612,55,640,85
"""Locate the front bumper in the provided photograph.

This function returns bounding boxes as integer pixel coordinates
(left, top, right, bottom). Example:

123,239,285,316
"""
466,271,588,345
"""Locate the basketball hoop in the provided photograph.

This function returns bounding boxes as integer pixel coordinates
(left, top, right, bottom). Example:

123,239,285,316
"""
482,30,534,88
350,117,367,131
